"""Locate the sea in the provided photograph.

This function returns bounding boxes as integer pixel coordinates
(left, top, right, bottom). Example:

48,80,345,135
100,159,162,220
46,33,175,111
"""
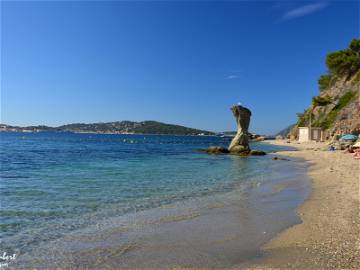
0,132,310,269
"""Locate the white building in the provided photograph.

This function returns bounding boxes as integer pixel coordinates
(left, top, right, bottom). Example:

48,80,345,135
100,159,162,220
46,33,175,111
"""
298,127,324,142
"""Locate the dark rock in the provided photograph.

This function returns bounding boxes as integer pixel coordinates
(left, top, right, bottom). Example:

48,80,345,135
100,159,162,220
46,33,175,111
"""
205,146,267,157
272,156,289,161
206,146,229,154
249,150,267,156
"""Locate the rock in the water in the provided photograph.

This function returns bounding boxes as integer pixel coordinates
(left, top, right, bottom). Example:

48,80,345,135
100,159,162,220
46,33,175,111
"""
250,150,267,156
206,146,229,154
204,104,267,157
229,145,251,155
272,156,289,160
228,105,252,152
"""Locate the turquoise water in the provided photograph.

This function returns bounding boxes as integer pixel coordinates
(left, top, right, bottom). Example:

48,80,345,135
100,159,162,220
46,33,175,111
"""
0,132,304,267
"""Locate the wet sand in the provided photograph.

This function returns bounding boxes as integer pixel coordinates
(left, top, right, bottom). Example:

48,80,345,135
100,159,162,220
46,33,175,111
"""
241,140,360,269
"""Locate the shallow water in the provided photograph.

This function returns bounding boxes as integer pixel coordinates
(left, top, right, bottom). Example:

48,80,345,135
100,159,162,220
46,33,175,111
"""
0,132,309,269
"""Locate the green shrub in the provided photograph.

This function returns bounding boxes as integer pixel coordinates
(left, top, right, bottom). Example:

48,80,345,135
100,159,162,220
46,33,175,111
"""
297,117,306,127
319,91,356,129
320,111,338,129
334,91,356,110
296,110,309,127
318,74,332,92
317,39,360,92
312,95,333,107
326,39,360,77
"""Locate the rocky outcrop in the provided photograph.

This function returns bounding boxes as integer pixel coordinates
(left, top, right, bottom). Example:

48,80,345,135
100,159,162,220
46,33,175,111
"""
205,105,266,156
290,75,360,139
206,146,229,154
289,40,360,140
228,105,252,154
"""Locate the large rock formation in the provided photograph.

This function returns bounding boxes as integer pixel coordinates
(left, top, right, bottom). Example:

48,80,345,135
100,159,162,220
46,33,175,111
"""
228,105,252,155
204,104,266,156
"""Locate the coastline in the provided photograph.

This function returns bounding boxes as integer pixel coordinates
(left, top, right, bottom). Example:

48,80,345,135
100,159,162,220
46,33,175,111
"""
0,130,216,136
6,137,309,269
5,137,359,269
241,140,360,269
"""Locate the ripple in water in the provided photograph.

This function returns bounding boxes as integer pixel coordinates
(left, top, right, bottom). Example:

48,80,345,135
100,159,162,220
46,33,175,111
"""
0,132,305,268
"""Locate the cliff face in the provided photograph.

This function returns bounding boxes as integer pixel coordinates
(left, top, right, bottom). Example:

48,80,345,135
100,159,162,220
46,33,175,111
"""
324,77,360,135
291,39,360,139
291,74,360,139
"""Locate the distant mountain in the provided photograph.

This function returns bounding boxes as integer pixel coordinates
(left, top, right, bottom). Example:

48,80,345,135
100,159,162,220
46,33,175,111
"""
0,121,214,135
275,124,296,137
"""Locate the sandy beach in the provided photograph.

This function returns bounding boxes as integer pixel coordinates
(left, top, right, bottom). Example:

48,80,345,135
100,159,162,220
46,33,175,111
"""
242,140,360,269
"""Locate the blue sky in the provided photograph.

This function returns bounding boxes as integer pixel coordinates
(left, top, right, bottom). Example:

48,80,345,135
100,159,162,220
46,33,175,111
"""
1,1,359,134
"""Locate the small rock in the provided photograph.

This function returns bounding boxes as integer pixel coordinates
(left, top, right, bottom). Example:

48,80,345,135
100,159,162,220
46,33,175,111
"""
272,156,289,161
250,150,267,156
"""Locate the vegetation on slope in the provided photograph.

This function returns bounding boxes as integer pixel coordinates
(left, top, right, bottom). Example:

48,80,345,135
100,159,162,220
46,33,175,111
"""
312,95,333,107
319,39,360,92
297,91,356,129
295,39,360,133
317,91,356,129
132,121,213,135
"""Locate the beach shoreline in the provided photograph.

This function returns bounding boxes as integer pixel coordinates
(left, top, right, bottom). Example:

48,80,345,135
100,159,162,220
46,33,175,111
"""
4,137,359,269
240,140,360,269
4,133,310,270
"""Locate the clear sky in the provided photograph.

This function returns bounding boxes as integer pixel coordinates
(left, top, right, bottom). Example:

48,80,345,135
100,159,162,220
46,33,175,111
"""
1,1,359,134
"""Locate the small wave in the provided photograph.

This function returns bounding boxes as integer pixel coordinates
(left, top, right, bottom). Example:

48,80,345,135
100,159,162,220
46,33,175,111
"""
0,175,30,179
0,209,64,218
